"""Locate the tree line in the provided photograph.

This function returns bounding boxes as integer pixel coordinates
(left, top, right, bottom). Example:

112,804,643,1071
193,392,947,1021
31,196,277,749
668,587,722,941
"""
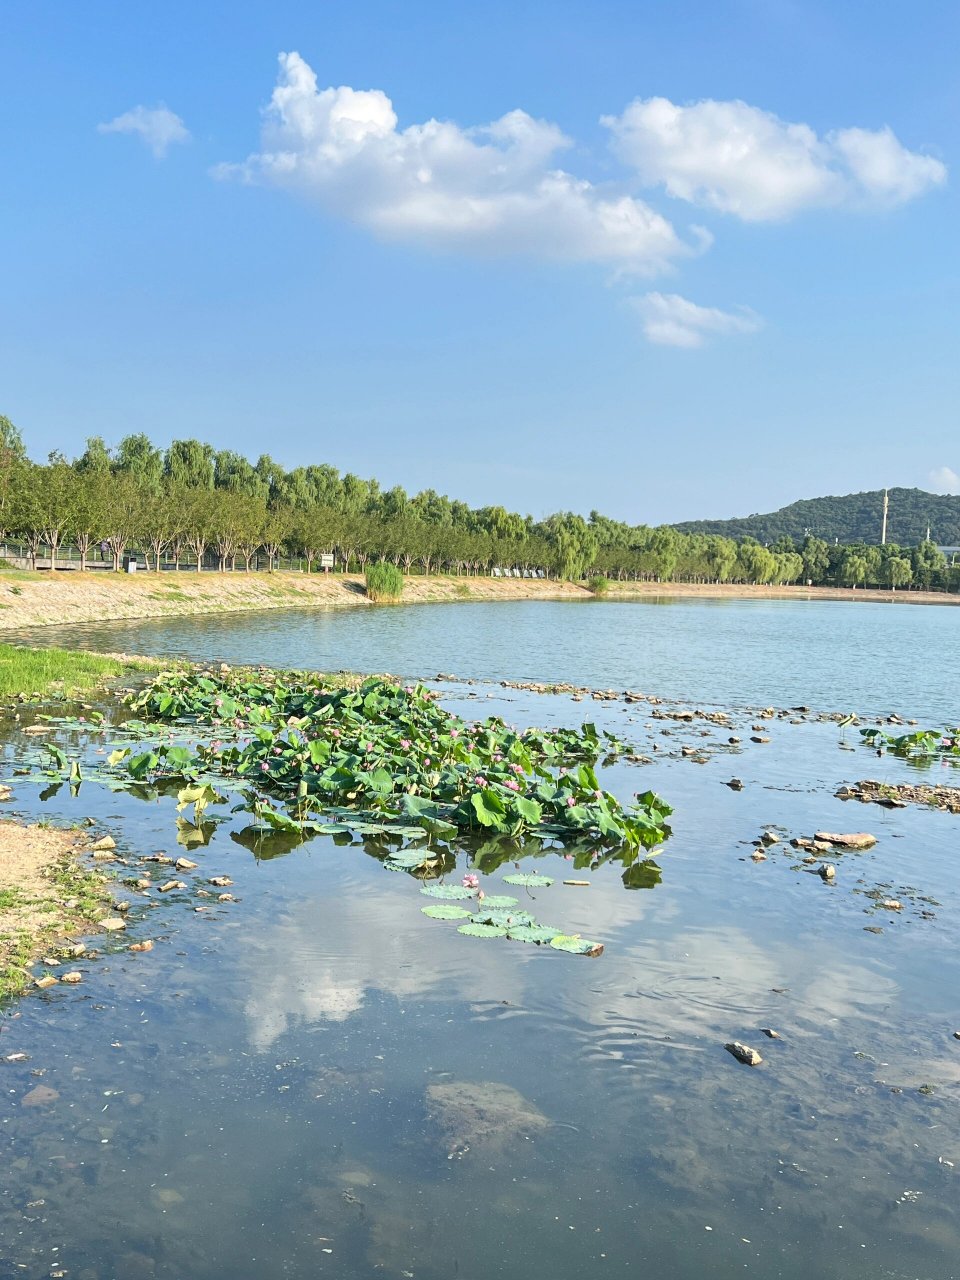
1,416,956,591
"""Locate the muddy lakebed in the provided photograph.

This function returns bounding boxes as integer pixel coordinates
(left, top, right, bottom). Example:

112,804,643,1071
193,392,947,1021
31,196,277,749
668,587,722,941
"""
2,598,960,1280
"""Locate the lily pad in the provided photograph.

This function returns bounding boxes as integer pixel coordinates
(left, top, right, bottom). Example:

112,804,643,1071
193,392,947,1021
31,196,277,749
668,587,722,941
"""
505,923,562,944
421,904,473,920
420,884,476,900
473,894,519,909
472,909,535,929
549,934,604,957
502,874,554,888
457,921,508,938
383,852,430,868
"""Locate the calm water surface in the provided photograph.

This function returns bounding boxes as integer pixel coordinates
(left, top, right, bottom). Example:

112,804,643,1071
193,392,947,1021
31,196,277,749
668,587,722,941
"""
13,595,960,721
2,599,959,1279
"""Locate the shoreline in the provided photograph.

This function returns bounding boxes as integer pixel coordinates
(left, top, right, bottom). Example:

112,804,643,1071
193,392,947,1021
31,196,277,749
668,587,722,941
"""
0,570,956,633
603,580,960,606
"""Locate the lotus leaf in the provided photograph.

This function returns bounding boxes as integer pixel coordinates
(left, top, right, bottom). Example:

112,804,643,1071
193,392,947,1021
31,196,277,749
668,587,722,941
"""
381,852,428,868
421,904,472,920
505,924,562,944
457,921,508,938
502,874,554,887
420,884,476,900
549,934,604,956
471,909,535,928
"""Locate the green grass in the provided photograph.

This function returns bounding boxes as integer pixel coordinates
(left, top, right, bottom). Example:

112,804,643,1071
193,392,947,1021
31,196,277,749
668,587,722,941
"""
365,562,405,603
0,642,158,700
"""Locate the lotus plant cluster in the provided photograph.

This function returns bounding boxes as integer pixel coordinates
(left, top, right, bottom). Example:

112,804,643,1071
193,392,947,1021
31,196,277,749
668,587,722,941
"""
121,669,672,855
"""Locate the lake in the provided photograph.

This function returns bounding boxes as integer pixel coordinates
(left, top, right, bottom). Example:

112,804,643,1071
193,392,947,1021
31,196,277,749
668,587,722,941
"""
2,596,958,1279
12,594,960,722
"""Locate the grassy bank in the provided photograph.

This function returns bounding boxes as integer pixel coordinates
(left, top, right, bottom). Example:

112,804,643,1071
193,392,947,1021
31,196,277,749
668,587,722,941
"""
0,570,956,637
0,641,158,699
0,570,589,631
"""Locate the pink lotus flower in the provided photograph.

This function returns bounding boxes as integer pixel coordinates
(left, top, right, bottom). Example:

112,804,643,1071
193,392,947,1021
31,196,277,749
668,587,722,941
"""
474,776,487,788
504,779,520,792
566,796,576,807
400,738,411,749
462,873,479,889
450,728,459,738
424,757,431,766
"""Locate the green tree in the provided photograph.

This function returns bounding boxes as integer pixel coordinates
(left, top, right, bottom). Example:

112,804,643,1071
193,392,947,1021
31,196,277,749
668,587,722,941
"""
69,469,110,570
74,436,113,475
911,539,946,590
115,434,164,494
800,535,830,584
165,439,215,490
838,549,868,589
884,556,912,591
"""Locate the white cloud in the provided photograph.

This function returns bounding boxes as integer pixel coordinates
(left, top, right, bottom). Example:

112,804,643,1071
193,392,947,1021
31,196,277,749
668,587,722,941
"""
216,52,692,273
630,292,762,347
929,466,960,495
98,104,190,158
603,97,946,221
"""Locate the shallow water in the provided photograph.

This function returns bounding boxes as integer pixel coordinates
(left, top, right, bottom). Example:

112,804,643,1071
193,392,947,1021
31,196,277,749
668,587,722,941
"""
2,601,960,1279
12,593,960,721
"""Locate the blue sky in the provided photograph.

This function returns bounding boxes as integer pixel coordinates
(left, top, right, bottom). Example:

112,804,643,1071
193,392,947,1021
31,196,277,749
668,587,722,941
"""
1,1,956,524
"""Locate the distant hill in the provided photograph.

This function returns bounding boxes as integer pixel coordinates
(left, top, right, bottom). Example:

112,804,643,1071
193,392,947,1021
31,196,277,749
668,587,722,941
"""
671,488,960,547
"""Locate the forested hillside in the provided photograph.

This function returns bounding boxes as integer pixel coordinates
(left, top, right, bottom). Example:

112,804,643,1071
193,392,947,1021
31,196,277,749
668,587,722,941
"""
672,488,960,546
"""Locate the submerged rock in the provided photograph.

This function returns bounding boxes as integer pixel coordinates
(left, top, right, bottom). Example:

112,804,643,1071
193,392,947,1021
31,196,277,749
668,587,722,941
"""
21,1084,59,1107
425,1080,549,1158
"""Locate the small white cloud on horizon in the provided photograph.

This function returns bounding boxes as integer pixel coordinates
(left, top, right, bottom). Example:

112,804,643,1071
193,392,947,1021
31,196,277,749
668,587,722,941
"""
98,104,190,158
215,52,694,274
929,466,960,495
631,292,763,347
603,97,946,221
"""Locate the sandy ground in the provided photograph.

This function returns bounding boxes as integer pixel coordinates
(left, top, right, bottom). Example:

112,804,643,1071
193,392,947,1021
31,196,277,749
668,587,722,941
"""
0,821,115,993
0,570,955,632
0,823,80,938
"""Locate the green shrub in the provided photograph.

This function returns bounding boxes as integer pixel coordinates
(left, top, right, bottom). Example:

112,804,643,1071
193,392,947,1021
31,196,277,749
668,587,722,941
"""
587,575,611,596
365,562,405,602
